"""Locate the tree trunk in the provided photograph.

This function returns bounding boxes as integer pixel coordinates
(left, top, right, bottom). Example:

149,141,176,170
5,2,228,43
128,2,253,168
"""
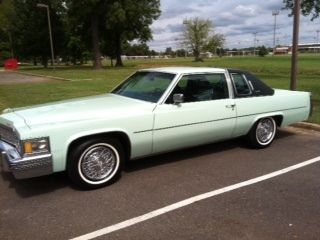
42,56,48,68
115,34,123,67
33,57,37,66
91,14,102,69
72,54,76,65
194,49,202,62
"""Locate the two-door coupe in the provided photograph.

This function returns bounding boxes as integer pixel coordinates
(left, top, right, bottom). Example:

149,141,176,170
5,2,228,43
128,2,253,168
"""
0,67,312,188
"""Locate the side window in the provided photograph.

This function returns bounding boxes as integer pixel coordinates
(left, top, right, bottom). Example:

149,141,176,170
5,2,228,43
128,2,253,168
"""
231,73,252,96
165,73,229,104
244,72,275,96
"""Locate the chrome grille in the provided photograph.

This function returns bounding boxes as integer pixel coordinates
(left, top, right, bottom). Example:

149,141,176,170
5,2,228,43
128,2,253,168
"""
0,124,20,150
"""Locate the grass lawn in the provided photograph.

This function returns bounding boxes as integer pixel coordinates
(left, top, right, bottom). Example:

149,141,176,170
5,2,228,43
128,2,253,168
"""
0,55,319,123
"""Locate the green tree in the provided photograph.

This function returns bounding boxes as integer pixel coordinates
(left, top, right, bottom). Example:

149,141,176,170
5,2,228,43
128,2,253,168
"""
182,17,225,62
8,0,66,67
176,49,187,57
123,43,151,56
105,0,161,67
258,46,269,57
164,47,174,57
64,10,90,65
283,0,320,20
66,0,109,69
67,36,87,65
0,0,15,64
206,34,225,55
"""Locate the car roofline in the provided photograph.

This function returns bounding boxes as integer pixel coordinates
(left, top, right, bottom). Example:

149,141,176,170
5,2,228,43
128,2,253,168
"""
138,67,227,75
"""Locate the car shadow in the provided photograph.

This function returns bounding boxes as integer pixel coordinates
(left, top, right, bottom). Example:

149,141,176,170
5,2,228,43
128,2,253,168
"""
1,128,295,197
1,171,73,198
124,128,294,173
124,138,243,173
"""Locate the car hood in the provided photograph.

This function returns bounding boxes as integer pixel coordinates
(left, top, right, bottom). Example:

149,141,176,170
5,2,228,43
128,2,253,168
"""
7,94,154,128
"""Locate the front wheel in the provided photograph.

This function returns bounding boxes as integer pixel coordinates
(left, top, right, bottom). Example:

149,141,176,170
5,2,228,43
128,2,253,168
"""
68,138,124,189
247,117,277,149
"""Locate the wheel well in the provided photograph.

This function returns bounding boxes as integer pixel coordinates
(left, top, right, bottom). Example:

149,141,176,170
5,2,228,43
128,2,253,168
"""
67,132,131,167
248,115,283,135
273,115,283,127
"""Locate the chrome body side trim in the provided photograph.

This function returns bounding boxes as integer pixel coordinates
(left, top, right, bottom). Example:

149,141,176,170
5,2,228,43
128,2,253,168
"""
0,140,52,179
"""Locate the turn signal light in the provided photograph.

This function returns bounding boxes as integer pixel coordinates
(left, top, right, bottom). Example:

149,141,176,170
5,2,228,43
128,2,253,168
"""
24,142,33,154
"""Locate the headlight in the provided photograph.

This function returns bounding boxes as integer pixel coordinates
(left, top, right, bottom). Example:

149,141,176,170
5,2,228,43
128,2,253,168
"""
22,137,50,155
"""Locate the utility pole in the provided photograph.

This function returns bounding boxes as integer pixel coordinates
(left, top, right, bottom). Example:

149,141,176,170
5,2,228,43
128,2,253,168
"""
317,30,320,43
9,32,14,58
272,10,280,55
183,20,188,58
37,3,55,69
290,0,301,91
253,32,257,56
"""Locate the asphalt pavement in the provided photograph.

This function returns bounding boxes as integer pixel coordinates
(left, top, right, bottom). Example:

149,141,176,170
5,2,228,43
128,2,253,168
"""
0,127,319,240
0,71,57,85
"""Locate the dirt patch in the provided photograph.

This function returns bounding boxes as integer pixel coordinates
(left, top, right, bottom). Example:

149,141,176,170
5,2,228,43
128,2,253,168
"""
0,71,60,85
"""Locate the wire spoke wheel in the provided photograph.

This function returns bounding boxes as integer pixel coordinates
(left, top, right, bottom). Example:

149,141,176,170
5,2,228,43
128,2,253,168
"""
255,118,276,146
247,117,277,149
68,138,123,189
80,145,117,181
78,143,120,185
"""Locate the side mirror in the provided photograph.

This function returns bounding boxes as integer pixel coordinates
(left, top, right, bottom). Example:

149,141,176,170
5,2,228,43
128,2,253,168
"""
173,93,184,104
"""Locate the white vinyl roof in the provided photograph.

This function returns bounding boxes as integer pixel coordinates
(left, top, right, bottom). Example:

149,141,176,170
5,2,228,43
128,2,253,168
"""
140,67,226,74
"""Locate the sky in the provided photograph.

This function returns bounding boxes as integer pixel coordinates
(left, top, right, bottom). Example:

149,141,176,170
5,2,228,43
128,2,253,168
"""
148,0,320,51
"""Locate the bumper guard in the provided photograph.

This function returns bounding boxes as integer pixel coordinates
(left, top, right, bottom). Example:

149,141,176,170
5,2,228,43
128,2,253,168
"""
0,140,52,179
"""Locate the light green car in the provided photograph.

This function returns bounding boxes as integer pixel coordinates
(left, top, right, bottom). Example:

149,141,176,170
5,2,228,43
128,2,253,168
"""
0,67,312,189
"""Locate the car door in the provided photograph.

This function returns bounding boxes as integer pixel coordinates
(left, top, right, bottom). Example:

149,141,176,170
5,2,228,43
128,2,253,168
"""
152,73,237,154
229,70,276,138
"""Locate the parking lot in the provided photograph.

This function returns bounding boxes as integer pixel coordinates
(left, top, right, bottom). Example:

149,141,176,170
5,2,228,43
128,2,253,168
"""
0,71,57,85
0,127,320,240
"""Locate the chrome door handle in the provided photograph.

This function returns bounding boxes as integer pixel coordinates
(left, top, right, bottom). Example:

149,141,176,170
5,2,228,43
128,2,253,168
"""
226,104,236,109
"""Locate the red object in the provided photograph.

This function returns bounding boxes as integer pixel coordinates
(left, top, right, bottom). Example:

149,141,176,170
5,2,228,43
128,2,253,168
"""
4,58,18,70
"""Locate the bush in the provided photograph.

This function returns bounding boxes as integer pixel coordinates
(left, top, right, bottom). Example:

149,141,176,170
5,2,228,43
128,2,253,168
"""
258,46,269,57
0,50,11,66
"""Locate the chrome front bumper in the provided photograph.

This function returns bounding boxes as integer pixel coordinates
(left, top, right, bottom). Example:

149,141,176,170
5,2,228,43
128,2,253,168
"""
0,140,53,179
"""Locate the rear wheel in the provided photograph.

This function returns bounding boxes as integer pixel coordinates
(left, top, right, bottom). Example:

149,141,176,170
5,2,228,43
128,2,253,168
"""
68,137,124,189
247,117,277,149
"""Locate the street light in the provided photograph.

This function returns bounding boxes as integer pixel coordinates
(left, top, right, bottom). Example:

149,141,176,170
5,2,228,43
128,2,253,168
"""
272,10,280,56
37,3,55,69
253,32,258,56
182,20,188,58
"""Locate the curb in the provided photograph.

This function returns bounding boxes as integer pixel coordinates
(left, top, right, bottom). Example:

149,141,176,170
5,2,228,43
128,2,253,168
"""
16,71,93,81
19,71,72,81
291,122,320,132
15,70,72,81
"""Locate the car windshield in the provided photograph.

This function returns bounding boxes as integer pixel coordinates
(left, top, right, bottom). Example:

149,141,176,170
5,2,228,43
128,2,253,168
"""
112,71,176,103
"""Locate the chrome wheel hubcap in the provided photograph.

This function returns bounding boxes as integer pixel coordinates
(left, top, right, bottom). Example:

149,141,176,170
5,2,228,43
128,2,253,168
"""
256,118,275,144
80,144,117,181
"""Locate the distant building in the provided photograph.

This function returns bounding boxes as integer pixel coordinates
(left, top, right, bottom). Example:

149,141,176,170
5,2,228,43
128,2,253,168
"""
275,43,320,55
121,55,170,60
295,43,320,53
200,52,214,58
274,47,290,55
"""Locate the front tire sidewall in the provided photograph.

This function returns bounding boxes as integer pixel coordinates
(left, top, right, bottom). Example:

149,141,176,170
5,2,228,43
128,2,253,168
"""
77,143,120,186
68,138,123,189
